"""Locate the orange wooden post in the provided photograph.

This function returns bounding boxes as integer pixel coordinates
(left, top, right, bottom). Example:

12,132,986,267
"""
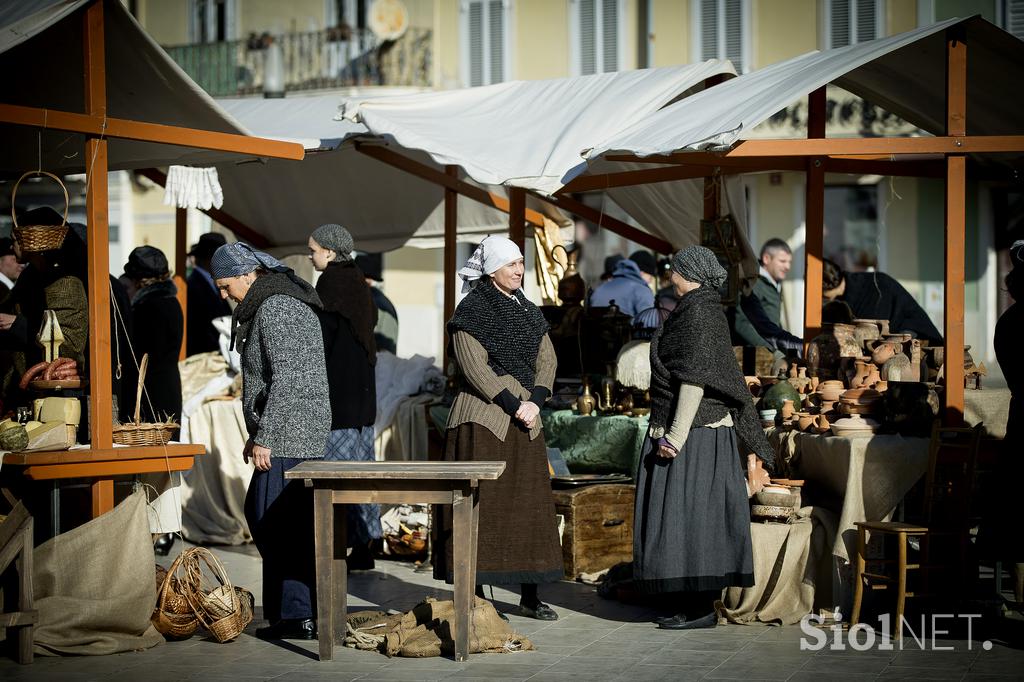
443,165,458,371
804,86,827,345
943,30,967,423
508,187,526,253
175,207,188,361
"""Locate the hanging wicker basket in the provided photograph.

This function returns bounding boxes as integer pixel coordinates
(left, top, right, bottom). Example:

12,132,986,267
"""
11,171,70,253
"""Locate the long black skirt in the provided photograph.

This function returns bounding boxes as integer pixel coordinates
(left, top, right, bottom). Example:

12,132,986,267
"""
433,421,563,585
632,426,754,594
244,457,320,622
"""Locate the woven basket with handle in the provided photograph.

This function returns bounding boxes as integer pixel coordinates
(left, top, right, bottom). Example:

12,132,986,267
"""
180,547,253,643
152,552,199,639
11,171,70,252
113,353,179,445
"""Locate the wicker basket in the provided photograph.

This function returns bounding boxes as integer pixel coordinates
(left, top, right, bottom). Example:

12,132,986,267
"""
181,548,253,643
114,353,178,445
152,553,199,639
11,171,70,253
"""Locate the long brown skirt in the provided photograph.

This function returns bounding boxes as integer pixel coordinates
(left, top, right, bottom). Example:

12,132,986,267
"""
433,421,563,585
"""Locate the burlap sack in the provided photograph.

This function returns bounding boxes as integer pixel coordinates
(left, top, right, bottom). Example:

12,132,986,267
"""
345,597,533,658
32,491,165,655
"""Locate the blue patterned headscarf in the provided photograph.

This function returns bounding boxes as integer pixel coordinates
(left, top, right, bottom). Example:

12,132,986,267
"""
210,242,290,279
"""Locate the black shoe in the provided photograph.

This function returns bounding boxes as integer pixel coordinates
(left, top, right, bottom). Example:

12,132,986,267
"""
514,602,558,621
255,618,318,640
654,613,684,626
347,543,375,572
153,533,176,556
658,611,717,630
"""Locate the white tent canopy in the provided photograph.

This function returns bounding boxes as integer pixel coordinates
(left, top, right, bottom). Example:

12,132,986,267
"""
583,16,1024,164
0,0,264,174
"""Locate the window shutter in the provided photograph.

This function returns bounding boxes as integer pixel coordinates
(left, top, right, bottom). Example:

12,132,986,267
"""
468,1,484,86
488,0,505,83
855,0,877,42
701,0,719,61
830,0,851,48
1007,0,1024,40
724,0,743,71
578,0,597,75
601,0,619,73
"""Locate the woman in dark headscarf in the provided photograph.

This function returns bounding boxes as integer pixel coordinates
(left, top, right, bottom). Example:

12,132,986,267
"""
634,246,773,630
434,236,563,620
211,242,331,641
308,223,381,571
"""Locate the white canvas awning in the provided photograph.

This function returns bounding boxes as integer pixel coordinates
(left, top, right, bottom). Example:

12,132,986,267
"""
0,0,267,173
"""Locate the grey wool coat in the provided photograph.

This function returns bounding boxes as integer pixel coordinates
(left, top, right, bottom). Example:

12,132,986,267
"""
240,293,331,459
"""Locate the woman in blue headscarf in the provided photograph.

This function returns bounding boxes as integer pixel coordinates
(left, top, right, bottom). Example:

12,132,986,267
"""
211,242,330,641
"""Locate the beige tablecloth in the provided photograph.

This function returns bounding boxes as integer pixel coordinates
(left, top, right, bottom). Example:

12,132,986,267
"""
788,432,930,563
180,398,252,545
965,387,1011,439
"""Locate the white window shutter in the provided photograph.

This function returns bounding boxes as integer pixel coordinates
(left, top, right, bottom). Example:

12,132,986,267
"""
724,0,743,71
468,1,484,86
602,0,619,73
578,0,597,75
701,0,719,61
855,0,877,42
488,0,505,83
830,0,851,48
1007,0,1024,39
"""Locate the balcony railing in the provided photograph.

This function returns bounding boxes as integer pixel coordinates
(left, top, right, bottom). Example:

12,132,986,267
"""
164,27,432,97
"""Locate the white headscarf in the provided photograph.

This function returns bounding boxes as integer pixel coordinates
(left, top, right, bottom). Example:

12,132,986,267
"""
458,236,524,293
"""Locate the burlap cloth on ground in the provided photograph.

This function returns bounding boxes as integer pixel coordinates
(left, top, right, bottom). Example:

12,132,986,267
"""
720,506,838,625
32,491,165,655
344,597,533,657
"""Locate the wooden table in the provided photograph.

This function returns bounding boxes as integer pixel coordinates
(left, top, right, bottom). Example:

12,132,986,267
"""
3,444,204,518
285,461,506,662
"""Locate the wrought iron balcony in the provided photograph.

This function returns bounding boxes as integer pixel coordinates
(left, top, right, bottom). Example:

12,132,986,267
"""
164,27,432,97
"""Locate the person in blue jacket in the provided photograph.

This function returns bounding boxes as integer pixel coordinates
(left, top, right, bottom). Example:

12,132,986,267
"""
589,257,655,319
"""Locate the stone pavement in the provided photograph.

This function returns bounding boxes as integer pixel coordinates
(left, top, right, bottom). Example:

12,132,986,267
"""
2,541,1023,680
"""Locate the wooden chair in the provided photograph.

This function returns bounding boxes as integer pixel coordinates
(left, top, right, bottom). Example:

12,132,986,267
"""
0,502,37,663
850,422,983,637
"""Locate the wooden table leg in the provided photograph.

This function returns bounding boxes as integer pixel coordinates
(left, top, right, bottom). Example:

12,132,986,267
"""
452,486,473,662
313,487,334,661
334,499,347,648
91,479,114,517
469,485,480,594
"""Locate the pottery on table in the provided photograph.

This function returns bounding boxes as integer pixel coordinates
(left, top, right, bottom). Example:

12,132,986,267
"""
817,380,845,402
813,412,831,434
806,328,841,379
744,376,762,398
871,340,900,366
833,323,862,357
873,380,888,392
864,365,881,387
853,319,882,346
576,379,596,416
781,399,796,420
761,380,801,413
830,413,881,438
850,360,872,388
881,353,912,381
840,387,883,405
797,412,815,431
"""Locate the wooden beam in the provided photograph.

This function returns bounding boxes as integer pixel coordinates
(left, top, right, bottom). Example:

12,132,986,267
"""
508,187,526,252
531,191,674,254
944,29,967,423
443,165,457,372
726,135,1024,158
356,144,546,227
136,169,271,247
175,207,188,362
822,157,945,178
804,87,827,347
0,103,305,161
84,0,112,449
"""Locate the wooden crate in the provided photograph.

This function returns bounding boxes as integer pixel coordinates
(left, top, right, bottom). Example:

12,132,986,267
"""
552,483,635,579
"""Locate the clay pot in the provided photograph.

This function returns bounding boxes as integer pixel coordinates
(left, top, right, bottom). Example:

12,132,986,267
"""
874,380,888,393
871,341,898,366
851,360,871,388
797,412,815,431
807,327,841,379
761,380,801,413
854,319,882,347
781,399,796,420
809,376,820,393
833,323,862,357
830,413,880,438
816,412,831,432
840,387,883,405
817,379,844,401
864,365,880,387
881,353,912,382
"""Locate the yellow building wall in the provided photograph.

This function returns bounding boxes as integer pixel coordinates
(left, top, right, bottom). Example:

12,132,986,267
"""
436,0,461,88
649,0,689,67
139,0,189,45
129,184,178,271
382,246,445,359
240,0,326,35
514,0,570,80
753,0,817,68
886,0,918,35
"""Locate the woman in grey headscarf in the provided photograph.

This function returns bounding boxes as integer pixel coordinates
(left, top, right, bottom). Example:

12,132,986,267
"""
211,242,330,641
634,246,773,630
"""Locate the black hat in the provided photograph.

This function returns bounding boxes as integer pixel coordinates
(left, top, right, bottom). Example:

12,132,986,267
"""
0,237,14,257
124,245,170,280
188,232,228,260
354,252,383,281
629,250,657,277
603,254,624,277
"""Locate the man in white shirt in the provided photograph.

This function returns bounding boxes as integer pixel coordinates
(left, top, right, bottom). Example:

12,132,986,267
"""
0,238,24,295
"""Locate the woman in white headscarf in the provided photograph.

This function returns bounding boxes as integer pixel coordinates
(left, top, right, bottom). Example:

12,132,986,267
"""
433,236,562,620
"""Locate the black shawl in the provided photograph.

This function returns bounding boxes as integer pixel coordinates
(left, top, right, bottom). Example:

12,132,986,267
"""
315,260,378,365
232,272,322,352
447,281,549,389
649,285,773,468
843,271,942,344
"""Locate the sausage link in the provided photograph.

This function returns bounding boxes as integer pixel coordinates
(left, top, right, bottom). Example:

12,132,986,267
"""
19,362,49,389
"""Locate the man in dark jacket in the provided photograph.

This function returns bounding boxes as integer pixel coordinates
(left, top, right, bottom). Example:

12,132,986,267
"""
732,238,795,351
186,232,231,356
590,257,655,319
355,252,399,355
822,259,942,344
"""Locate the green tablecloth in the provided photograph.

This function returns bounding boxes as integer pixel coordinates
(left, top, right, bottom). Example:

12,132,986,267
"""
428,405,647,475
543,410,648,474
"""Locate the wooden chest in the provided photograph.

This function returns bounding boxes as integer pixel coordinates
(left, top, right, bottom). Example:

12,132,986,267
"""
552,483,635,579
